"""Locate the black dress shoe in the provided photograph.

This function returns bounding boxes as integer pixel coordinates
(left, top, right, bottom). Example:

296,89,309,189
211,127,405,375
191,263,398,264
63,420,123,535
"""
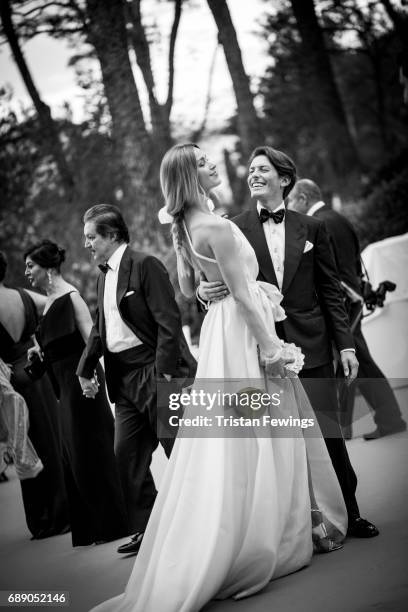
348,517,379,538
117,532,144,555
363,422,406,440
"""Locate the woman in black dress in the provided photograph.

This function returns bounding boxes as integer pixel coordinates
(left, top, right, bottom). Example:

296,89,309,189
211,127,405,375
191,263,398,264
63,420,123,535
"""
24,240,129,546
0,251,69,539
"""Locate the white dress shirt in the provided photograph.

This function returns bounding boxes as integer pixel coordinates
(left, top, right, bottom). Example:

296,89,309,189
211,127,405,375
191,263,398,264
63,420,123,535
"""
103,243,143,353
257,201,285,290
307,200,326,216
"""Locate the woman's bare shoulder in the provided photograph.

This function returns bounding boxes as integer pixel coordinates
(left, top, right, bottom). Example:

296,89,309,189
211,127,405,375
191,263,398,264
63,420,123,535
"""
209,216,235,239
193,216,232,250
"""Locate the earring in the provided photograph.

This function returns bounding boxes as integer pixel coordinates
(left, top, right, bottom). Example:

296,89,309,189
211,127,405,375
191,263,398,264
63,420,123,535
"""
47,270,53,289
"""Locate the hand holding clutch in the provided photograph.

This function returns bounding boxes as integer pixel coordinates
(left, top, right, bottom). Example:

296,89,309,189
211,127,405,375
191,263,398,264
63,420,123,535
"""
24,350,46,381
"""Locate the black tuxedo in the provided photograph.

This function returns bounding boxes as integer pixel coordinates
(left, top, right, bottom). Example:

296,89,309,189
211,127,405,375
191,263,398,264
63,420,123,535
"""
314,205,362,294
233,207,359,519
78,246,196,531
234,208,354,367
314,205,405,435
77,247,196,401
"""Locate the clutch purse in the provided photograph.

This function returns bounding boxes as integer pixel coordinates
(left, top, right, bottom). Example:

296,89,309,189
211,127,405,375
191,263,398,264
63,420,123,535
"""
24,353,46,382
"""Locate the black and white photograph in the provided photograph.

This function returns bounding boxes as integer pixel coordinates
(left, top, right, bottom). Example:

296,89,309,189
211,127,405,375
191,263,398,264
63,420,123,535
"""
0,0,407,610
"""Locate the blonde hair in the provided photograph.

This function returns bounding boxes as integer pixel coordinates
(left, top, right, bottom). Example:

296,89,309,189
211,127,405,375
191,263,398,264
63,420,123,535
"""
160,143,202,272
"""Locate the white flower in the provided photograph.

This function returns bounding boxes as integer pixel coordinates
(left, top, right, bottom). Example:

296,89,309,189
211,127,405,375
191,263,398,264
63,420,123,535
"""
281,343,305,375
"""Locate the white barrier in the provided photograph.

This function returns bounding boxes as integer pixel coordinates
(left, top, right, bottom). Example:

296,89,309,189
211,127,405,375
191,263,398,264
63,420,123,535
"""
361,233,408,387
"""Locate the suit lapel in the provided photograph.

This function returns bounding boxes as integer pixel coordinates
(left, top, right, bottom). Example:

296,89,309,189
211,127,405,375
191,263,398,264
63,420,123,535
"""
116,246,132,307
237,208,279,287
282,210,307,293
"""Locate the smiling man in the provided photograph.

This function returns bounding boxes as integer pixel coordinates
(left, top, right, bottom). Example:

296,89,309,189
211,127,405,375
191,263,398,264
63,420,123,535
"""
199,145,378,538
77,204,196,555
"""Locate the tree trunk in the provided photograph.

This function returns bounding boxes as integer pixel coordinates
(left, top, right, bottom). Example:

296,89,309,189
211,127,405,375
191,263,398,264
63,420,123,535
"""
290,0,362,177
85,0,158,243
164,0,182,121
206,0,261,158
126,0,171,152
0,0,74,194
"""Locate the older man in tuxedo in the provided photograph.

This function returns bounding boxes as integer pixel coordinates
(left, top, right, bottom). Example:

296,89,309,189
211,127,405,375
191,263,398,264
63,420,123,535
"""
287,178,406,440
198,146,378,538
77,204,196,554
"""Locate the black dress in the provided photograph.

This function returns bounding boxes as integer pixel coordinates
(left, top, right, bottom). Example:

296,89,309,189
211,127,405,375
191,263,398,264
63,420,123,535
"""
0,288,70,539
37,292,129,546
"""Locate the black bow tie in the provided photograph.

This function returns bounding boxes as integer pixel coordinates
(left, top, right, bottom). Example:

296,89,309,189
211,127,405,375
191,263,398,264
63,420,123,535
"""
259,208,285,224
98,262,111,274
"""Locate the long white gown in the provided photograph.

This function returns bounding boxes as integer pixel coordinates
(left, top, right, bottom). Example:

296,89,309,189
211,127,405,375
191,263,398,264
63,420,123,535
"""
91,221,347,612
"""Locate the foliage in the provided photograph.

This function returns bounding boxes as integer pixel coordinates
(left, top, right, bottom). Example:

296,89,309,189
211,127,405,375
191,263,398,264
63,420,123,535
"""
258,0,408,195
0,93,117,310
0,90,197,324
1,0,408,331
346,148,408,249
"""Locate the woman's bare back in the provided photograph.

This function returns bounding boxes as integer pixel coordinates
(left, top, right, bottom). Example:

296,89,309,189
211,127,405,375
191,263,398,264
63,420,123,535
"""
183,213,230,282
0,287,26,342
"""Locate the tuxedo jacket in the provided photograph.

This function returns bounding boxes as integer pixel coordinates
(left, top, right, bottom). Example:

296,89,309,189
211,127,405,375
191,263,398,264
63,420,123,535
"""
233,207,354,369
313,205,363,295
77,246,196,402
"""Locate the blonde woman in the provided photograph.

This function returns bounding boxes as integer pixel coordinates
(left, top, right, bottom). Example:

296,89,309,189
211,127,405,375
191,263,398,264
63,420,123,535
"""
91,144,347,612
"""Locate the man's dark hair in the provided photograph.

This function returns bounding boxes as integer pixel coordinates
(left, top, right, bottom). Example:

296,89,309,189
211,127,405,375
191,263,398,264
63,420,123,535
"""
83,204,130,243
249,146,297,198
0,251,7,282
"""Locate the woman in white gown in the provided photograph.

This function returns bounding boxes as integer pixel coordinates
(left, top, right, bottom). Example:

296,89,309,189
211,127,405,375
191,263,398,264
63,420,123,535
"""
91,144,347,612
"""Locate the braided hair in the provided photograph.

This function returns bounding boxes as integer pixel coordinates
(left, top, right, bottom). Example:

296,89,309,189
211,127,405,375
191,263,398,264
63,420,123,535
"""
160,143,203,272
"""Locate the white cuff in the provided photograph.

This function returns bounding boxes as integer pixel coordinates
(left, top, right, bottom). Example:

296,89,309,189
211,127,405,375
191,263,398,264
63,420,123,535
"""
340,348,355,353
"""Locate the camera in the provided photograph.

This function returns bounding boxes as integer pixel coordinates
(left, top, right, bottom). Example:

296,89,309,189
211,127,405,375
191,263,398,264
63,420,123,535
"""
361,280,396,311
